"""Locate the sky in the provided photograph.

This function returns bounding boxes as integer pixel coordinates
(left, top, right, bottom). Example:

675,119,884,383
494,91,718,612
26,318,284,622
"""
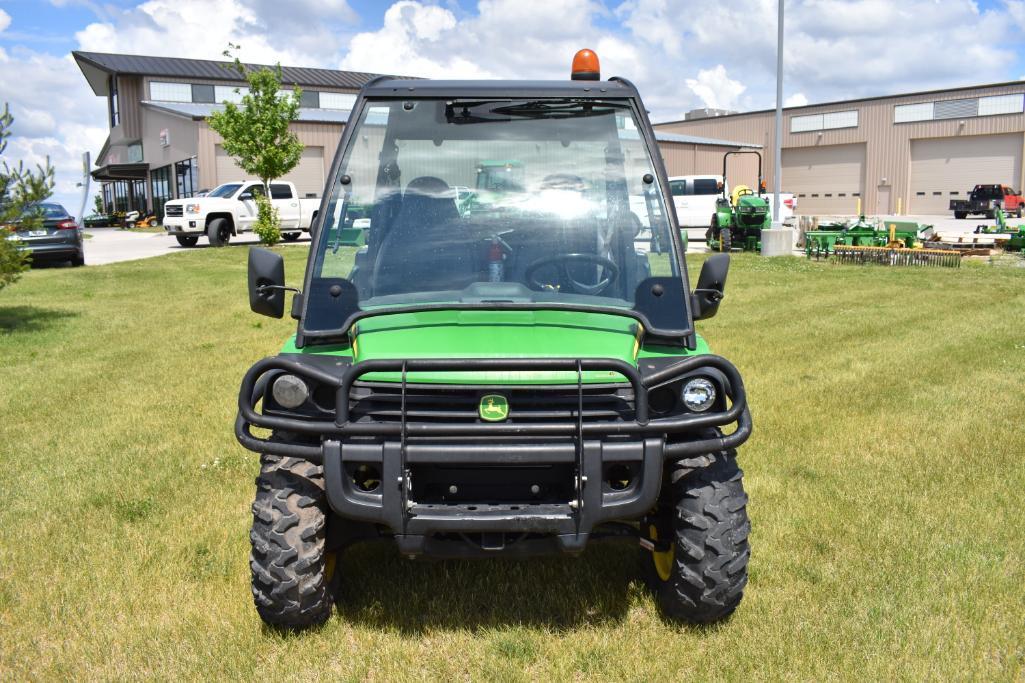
2,0,1025,215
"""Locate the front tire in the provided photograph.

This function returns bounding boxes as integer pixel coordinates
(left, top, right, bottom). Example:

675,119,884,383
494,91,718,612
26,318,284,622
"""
282,232,301,242
250,454,336,629
642,450,750,624
207,218,231,247
720,227,732,252
175,235,199,248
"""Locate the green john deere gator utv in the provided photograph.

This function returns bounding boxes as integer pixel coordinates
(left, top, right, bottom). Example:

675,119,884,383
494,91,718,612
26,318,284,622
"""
237,49,752,630
707,150,771,252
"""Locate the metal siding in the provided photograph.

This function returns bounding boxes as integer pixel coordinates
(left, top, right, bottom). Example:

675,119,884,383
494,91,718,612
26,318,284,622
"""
909,133,1023,213
656,82,1025,216
782,144,866,215
199,121,342,194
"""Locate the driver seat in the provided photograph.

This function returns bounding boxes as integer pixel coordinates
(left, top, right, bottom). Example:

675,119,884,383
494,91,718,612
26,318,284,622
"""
372,176,475,296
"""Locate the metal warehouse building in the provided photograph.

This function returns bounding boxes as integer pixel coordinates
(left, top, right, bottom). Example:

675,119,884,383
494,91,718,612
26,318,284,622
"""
74,51,755,220
655,81,1025,216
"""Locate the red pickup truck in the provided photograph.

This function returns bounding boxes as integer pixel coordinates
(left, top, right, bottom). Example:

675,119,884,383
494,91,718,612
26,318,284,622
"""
950,184,1024,219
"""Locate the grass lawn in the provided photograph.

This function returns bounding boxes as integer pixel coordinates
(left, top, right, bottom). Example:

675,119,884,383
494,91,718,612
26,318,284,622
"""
1,247,1023,680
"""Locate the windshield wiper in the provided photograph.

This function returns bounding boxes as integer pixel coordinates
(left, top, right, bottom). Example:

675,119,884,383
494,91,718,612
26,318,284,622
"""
446,99,629,124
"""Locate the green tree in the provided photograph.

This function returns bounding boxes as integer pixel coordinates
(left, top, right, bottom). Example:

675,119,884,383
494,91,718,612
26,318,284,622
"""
0,103,55,292
93,193,104,215
207,47,303,246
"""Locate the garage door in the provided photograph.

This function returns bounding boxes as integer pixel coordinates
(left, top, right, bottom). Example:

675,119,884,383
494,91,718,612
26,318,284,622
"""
782,143,866,215
910,134,1023,214
214,146,325,198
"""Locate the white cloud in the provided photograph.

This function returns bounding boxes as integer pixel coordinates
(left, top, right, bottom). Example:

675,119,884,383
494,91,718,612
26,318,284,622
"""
0,8,11,33
686,65,746,110
785,93,809,107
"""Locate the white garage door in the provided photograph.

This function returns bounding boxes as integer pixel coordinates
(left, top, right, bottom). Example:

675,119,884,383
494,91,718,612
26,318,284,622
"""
214,145,325,198
910,134,1023,214
782,143,866,215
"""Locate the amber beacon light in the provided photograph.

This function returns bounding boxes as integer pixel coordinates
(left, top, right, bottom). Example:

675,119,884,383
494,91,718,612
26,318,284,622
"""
571,49,600,80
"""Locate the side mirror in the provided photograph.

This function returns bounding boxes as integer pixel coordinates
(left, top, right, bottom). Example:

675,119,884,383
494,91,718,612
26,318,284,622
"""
248,247,286,318
239,192,253,201
309,214,319,241
692,253,729,321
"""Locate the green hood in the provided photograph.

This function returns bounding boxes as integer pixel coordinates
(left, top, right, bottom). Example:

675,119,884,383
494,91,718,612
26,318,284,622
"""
351,309,642,384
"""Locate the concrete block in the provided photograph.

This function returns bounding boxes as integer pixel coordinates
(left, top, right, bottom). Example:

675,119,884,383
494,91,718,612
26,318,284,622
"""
761,228,794,256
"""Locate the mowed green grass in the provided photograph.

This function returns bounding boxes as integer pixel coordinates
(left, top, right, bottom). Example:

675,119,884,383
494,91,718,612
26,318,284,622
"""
1,247,1023,680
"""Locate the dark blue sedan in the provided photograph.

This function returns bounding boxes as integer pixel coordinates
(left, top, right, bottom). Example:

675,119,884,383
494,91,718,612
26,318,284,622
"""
6,203,85,266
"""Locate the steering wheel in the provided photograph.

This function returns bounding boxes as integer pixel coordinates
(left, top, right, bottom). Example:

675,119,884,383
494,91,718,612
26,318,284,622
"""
524,253,619,295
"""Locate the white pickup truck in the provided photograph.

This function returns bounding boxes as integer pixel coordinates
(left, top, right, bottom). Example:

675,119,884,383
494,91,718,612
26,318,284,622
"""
668,175,796,227
163,180,320,247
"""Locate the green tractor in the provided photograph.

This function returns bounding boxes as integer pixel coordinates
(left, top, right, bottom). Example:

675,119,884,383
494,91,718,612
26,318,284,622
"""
707,151,771,252
236,50,752,630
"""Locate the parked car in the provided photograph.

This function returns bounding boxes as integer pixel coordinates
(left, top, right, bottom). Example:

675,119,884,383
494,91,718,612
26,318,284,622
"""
950,184,1024,219
668,174,796,226
162,181,321,247
3,202,84,266
82,212,117,227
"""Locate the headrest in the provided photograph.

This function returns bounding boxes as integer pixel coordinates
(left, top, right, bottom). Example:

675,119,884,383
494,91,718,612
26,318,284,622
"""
405,176,456,199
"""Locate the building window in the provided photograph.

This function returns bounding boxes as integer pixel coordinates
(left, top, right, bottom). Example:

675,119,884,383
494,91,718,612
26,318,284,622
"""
320,92,357,110
192,84,215,104
894,102,933,123
109,76,120,127
215,85,249,103
150,165,173,220
102,183,114,213
934,98,978,120
790,110,858,133
127,143,143,163
300,90,319,108
150,81,192,102
131,179,148,213
979,93,1024,116
175,157,198,198
895,93,1024,123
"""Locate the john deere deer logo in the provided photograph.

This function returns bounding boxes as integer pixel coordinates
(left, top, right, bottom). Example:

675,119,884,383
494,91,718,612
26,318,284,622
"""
479,394,509,421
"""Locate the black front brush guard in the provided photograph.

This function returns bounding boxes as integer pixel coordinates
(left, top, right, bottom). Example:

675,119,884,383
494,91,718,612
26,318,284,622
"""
235,354,752,462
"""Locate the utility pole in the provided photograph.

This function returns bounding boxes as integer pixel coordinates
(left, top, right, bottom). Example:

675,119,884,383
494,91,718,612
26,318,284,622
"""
772,0,783,229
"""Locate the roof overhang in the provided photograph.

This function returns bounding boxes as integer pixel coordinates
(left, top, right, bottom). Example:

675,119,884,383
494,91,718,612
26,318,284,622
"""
74,53,114,96
91,163,148,181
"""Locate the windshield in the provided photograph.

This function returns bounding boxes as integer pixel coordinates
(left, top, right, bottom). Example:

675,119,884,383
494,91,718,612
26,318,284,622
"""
207,183,242,198
306,97,685,334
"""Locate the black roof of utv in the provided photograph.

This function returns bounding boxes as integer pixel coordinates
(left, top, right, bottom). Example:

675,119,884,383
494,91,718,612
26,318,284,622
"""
361,77,641,100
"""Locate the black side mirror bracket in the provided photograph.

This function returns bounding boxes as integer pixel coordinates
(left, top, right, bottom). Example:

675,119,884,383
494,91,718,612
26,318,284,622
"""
692,253,729,321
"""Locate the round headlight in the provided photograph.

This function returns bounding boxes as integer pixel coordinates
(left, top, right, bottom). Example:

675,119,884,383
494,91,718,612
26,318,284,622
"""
681,378,716,412
272,374,309,409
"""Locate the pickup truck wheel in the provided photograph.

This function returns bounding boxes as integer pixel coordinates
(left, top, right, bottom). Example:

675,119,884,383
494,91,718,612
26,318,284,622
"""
282,232,301,242
641,450,750,624
175,235,198,248
207,218,231,247
250,453,336,630
1016,207,1022,219
954,212,966,220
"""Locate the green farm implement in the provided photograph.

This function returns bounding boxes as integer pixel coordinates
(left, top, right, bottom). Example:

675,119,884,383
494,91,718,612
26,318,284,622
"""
707,151,770,252
806,216,960,267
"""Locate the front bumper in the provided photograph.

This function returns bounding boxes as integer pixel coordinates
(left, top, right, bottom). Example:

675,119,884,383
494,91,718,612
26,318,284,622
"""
235,356,752,555
163,216,202,234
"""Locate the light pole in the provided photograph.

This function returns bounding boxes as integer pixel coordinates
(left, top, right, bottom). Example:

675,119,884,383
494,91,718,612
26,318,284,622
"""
772,0,783,229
